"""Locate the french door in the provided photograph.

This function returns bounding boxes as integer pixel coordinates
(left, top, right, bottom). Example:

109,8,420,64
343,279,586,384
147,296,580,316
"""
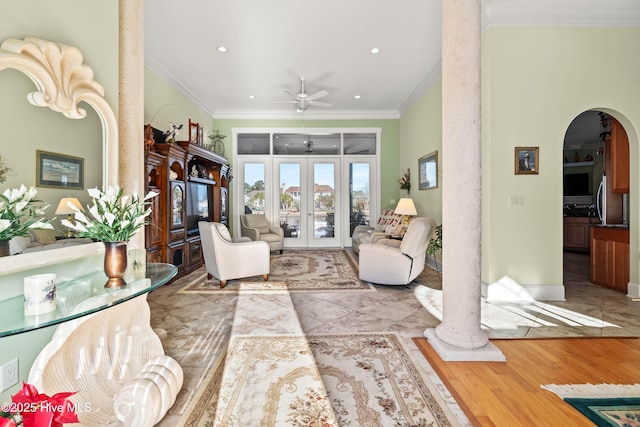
274,158,340,248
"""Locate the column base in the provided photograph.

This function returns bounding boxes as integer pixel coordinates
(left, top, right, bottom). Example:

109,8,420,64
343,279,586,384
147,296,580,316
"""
424,328,506,362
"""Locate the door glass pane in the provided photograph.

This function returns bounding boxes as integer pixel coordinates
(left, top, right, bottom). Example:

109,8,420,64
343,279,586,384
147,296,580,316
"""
273,133,340,155
244,163,265,214
344,133,376,155
238,133,270,155
314,163,335,238
279,163,301,239
350,163,370,236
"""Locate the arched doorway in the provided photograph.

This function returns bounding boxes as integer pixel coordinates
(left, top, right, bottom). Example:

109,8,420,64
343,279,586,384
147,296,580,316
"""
563,110,630,293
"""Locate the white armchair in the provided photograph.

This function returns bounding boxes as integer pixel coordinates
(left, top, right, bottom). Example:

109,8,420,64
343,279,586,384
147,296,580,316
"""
199,221,270,288
358,217,436,285
240,214,284,253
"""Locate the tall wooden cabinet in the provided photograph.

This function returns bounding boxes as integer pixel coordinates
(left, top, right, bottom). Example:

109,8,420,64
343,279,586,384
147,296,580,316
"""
145,132,231,279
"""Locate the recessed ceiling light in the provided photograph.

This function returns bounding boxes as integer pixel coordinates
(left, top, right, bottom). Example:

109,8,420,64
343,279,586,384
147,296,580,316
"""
354,95,361,99
370,47,380,54
248,95,255,99
217,46,227,53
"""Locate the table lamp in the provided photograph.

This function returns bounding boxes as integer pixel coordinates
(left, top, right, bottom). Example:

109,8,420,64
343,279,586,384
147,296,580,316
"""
55,197,84,238
394,197,417,225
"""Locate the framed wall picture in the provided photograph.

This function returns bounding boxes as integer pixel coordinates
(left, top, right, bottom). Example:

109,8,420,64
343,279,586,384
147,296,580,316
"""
515,147,539,175
189,119,200,144
36,150,84,189
418,151,438,190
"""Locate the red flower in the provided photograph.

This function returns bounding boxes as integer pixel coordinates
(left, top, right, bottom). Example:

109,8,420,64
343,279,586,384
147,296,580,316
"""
10,383,78,427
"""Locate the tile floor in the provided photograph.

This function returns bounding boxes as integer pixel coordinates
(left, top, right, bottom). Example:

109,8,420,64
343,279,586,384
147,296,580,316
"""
148,250,640,425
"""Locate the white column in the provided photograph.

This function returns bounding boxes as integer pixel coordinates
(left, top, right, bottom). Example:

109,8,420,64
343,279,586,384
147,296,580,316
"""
119,0,145,249
424,0,504,361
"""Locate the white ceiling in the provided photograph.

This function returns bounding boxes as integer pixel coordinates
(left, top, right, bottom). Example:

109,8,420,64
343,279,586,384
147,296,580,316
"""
144,0,640,120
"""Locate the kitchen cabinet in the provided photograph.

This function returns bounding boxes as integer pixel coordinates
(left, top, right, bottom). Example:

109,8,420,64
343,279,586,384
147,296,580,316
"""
609,117,629,194
590,226,629,293
563,216,598,252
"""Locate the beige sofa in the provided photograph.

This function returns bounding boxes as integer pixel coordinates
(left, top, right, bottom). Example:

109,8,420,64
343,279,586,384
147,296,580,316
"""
358,217,436,285
351,209,403,254
9,229,93,255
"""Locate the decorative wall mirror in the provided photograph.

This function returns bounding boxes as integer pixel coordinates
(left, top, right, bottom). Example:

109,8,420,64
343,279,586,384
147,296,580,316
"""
0,37,119,274
418,151,438,190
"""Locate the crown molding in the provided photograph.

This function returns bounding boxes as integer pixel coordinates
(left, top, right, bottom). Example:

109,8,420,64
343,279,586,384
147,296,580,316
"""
483,0,640,27
144,54,215,117
212,109,401,120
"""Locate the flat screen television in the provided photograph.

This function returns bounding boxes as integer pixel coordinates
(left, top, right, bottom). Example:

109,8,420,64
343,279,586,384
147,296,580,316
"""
186,181,212,234
563,172,590,196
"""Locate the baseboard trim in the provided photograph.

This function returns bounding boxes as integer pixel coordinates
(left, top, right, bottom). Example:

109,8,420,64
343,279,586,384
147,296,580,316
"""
627,282,640,298
481,281,566,302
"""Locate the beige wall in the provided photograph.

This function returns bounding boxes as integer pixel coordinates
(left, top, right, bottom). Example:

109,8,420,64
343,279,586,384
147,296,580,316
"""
400,26,640,290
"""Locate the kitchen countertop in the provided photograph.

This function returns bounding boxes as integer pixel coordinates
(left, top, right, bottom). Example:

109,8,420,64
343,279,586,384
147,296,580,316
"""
592,223,629,229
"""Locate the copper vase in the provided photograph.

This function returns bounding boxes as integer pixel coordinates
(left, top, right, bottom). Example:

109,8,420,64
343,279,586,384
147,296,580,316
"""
0,240,9,257
103,241,128,289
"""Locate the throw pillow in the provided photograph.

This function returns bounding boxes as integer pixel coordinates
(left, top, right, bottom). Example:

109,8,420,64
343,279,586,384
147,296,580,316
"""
9,236,33,255
31,229,57,245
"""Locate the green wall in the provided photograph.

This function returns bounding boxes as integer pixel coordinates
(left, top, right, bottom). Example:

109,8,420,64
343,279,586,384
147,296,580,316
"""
0,0,119,402
144,66,213,140
399,81,443,223
400,26,640,291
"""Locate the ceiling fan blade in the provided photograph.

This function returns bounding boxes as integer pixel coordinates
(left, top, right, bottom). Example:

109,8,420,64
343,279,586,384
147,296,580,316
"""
307,90,328,101
282,88,297,98
308,101,332,108
272,100,298,104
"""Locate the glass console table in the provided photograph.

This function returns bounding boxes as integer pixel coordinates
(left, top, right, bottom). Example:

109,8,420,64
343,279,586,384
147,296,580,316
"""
0,263,177,337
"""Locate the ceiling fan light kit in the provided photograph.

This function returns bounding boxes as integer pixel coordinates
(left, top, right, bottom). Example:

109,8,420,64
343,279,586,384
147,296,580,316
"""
274,76,332,112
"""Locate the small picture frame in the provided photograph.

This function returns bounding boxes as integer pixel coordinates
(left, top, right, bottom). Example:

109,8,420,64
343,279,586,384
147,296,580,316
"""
515,147,539,175
189,119,200,144
36,150,84,189
418,151,438,190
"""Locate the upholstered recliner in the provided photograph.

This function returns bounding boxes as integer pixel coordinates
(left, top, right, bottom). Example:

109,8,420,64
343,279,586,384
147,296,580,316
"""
199,221,270,288
358,217,436,285
240,214,285,253
351,209,403,254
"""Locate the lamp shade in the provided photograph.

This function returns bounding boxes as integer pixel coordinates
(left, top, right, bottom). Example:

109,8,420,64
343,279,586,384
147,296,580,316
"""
394,198,417,216
55,197,84,215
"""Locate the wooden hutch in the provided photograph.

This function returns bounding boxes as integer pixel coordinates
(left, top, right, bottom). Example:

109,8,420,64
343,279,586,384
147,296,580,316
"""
144,127,230,279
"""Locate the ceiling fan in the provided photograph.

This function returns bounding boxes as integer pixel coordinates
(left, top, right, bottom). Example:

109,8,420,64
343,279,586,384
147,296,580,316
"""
274,77,332,112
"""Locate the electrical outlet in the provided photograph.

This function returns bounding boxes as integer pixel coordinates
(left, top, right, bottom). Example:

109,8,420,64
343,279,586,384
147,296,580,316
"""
390,199,396,206
0,359,18,392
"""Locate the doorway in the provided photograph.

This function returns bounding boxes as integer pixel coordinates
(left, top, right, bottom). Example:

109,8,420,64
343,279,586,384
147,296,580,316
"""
562,110,630,292
275,158,340,247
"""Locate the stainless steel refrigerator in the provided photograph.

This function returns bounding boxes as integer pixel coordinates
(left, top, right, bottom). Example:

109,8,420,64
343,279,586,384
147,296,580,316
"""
596,169,624,225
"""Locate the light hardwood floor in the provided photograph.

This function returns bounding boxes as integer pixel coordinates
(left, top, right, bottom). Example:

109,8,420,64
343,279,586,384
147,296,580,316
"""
415,336,640,426
414,251,640,426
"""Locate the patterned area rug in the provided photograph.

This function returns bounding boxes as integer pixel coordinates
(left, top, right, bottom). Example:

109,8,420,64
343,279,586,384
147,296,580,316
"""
182,333,458,427
177,249,375,293
543,383,640,426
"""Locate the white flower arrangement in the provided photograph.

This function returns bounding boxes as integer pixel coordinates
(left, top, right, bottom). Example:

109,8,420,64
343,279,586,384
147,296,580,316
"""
62,186,158,242
0,185,53,241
